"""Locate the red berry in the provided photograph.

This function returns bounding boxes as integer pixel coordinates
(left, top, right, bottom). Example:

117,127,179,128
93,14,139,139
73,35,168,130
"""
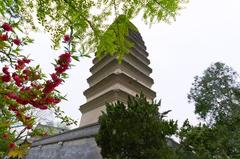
53,98,61,104
23,58,31,64
2,66,9,75
15,59,26,70
0,34,8,41
12,72,20,81
2,23,13,32
23,69,30,75
8,105,18,111
12,73,23,86
13,38,21,46
1,74,11,82
16,98,29,105
2,133,9,139
39,105,48,110
7,93,18,99
63,35,70,42
8,142,16,149
16,111,21,117
59,52,71,64
51,73,58,81
26,125,32,129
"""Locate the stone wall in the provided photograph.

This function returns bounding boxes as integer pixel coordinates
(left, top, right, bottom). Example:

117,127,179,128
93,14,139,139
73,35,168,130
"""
25,123,102,159
25,122,179,159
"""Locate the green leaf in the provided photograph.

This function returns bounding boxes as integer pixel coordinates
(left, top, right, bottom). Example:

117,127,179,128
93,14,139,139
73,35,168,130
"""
71,55,79,61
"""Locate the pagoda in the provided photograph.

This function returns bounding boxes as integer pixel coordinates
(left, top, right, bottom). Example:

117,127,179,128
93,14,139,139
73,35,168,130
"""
79,20,156,126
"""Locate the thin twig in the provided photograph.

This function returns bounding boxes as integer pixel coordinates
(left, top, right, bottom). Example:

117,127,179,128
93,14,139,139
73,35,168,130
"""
14,127,27,142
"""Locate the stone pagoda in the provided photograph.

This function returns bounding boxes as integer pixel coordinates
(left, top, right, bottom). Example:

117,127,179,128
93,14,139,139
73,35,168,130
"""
79,22,156,127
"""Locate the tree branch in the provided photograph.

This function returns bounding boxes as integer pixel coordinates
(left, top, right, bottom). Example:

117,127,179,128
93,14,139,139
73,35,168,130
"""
0,49,16,67
14,127,27,142
152,0,175,18
63,0,98,36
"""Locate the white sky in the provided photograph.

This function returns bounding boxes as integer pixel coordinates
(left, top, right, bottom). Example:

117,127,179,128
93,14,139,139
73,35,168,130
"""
24,0,240,127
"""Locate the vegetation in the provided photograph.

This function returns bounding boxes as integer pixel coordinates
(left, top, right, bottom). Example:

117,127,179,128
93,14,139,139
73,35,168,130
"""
97,62,240,159
0,0,187,60
2,0,239,158
0,0,187,158
188,62,240,124
1,0,239,158
178,62,240,158
0,22,77,158
96,94,178,159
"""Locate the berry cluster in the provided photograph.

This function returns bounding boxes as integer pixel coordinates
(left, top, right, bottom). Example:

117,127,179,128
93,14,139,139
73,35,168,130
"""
0,22,74,150
0,23,21,46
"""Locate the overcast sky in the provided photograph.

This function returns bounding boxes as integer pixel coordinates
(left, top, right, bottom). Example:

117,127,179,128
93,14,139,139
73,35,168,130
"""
25,0,240,127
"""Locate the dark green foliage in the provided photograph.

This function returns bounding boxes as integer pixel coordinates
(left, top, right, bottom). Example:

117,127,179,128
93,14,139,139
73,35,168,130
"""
96,94,178,159
188,62,240,124
178,62,240,159
179,117,240,159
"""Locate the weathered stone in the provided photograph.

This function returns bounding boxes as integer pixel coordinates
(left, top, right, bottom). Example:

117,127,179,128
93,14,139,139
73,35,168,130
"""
25,123,101,159
25,123,179,159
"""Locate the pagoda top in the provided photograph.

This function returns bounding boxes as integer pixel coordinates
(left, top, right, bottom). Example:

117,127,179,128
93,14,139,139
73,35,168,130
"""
96,15,147,60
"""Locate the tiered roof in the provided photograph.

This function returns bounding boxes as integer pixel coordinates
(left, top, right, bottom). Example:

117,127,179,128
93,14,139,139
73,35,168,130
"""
79,21,156,126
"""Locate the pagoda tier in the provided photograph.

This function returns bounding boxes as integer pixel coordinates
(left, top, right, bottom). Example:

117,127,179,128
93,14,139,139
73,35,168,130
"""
88,57,153,88
79,23,156,127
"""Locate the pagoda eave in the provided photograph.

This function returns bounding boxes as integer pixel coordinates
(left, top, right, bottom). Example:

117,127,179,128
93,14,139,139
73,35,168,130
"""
79,89,132,113
84,73,156,102
87,59,154,88
90,53,152,76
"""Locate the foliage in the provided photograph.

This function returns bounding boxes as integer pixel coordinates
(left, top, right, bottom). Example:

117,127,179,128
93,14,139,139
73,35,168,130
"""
179,116,240,159
8,142,31,159
188,62,240,124
0,21,77,157
96,94,178,159
0,0,187,60
96,15,136,62
178,62,240,159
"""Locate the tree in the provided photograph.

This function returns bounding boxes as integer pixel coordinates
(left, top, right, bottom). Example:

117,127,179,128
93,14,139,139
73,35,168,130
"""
96,94,178,159
188,62,240,124
178,62,240,159
178,116,240,159
0,22,77,158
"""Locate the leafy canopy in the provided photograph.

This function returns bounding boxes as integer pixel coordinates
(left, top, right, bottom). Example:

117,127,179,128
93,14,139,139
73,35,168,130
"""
0,0,187,60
